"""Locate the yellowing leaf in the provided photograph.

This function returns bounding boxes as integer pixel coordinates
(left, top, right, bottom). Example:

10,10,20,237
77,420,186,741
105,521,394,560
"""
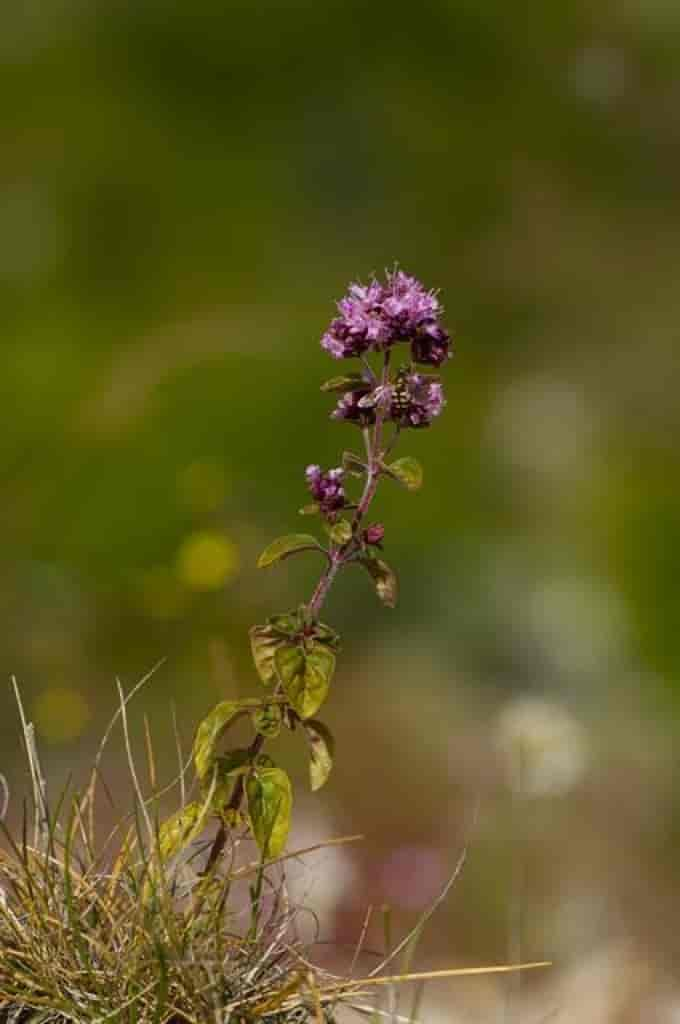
157,802,205,861
250,613,302,684
267,612,300,635
250,626,281,686
273,641,305,686
386,456,423,492
257,534,320,569
193,701,248,780
327,519,352,545
246,766,293,859
274,643,335,719
320,373,367,393
303,719,335,791
361,557,398,608
312,621,341,650
342,450,366,476
144,800,212,903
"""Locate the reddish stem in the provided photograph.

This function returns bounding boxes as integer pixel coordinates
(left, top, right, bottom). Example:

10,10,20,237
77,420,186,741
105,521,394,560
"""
203,353,393,872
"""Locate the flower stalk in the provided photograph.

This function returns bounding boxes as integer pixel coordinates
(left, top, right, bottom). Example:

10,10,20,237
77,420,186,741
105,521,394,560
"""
191,268,452,874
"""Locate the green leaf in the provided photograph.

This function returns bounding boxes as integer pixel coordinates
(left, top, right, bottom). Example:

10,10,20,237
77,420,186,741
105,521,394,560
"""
273,642,305,688
157,802,205,861
307,641,336,675
249,611,304,685
246,766,293,859
266,612,300,637
360,557,399,608
211,749,252,809
145,799,212,902
385,456,423,491
320,373,368,393
215,749,252,777
327,519,352,546
298,503,320,516
257,534,321,569
193,701,249,780
274,642,336,719
312,621,342,651
342,450,367,476
303,719,335,791
251,703,282,739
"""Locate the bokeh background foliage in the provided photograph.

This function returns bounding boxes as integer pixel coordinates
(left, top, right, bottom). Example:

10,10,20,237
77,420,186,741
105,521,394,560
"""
2,0,680,1017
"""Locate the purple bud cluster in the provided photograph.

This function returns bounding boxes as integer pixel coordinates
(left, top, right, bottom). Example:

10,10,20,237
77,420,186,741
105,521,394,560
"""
305,465,346,519
321,269,451,367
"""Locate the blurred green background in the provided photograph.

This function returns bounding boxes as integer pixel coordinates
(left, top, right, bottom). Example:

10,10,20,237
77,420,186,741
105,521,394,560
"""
2,1,680,1018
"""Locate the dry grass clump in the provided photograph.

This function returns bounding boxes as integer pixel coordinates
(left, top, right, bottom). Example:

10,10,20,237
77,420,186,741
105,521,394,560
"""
0,829,342,1024
0,679,345,1023
0,677,546,1024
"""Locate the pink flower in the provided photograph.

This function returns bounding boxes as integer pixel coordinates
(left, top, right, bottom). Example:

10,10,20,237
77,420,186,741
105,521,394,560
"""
321,269,451,365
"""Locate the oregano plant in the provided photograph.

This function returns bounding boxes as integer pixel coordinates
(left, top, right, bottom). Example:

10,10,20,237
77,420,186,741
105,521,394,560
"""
0,274,552,1023
181,269,452,873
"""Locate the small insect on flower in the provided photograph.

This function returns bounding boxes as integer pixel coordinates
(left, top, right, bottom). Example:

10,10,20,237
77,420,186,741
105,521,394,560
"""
331,388,377,424
357,383,393,412
389,369,445,428
388,367,413,417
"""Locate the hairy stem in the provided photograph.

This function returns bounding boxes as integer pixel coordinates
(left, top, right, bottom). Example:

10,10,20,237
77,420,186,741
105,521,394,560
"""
307,554,342,622
308,351,390,621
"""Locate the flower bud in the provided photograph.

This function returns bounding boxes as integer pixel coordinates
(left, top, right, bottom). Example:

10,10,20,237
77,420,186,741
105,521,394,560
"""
363,523,385,546
410,321,451,366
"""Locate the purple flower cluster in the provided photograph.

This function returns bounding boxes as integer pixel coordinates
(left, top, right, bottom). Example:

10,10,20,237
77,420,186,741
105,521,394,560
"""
391,373,445,428
321,270,451,367
330,387,376,426
305,464,346,518
332,373,444,429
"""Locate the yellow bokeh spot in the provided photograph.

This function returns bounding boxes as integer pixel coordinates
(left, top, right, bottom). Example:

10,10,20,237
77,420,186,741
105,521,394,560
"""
33,687,91,744
176,530,240,591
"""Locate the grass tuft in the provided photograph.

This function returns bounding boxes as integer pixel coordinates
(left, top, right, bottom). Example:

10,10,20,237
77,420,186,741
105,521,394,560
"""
0,678,547,1023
